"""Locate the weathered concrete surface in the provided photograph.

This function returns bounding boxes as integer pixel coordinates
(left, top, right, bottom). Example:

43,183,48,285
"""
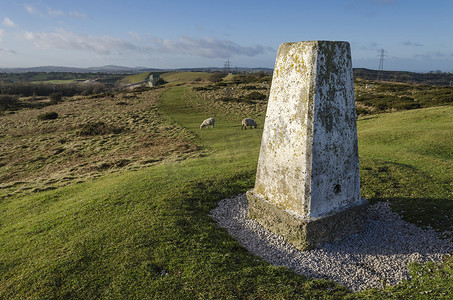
247,191,368,250
247,41,366,250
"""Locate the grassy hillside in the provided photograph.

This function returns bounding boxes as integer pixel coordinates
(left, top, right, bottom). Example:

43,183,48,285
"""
0,89,198,199
354,68,453,85
358,106,453,234
118,71,212,87
355,79,453,115
0,84,452,298
160,71,213,84
119,72,153,85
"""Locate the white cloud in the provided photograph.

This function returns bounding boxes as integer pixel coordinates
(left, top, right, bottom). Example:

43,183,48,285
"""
23,29,140,55
69,11,87,19
0,47,17,54
24,4,85,19
3,17,17,28
47,8,65,17
21,28,271,59
414,52,449,59
24,4,37,14
0,28,3,41
128,31,142,42
400,41,424,47
150,36,271,58
354,41,380,52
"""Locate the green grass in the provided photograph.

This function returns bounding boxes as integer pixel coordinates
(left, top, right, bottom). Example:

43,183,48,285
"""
159,86,263,164
1,86,331,299
1,86,452,298
120,72,153,85
358,106,453,234
30,79,82,84
161,71,212,84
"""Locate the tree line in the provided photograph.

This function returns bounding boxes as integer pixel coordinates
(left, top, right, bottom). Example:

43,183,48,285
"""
0,81,110,112
0,81,108,97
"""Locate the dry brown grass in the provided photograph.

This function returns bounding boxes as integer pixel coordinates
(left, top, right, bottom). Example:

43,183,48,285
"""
0,88,199,198
189,83,269,121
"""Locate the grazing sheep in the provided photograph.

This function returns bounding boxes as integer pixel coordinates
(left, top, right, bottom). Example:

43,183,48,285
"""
241,118,257,130
200,117,215,129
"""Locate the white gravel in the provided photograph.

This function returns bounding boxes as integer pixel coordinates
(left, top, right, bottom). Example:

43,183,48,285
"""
210,194,453,292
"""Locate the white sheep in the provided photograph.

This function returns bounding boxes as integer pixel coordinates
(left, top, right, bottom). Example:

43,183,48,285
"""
200,117,215,129
241,118,257,130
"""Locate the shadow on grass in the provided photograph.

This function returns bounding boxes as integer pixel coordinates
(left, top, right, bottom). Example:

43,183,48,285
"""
369,197,453,238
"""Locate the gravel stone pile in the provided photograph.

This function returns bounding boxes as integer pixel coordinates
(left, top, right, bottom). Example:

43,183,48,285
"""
210,194,453,291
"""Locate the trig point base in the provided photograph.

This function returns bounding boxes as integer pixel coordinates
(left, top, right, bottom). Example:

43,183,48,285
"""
247,41,367,250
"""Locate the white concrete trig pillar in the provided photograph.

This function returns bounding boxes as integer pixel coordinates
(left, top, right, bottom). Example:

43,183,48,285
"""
247,41,367,250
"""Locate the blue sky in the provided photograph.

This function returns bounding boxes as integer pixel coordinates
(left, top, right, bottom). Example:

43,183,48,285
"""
0,0,452,72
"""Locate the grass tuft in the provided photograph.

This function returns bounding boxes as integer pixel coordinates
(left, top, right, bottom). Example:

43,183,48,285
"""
37,111,59,120
78,121,124,136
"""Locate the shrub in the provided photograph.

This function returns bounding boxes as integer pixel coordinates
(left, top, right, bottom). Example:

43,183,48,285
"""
394,102,422,110
193,85,221,92
217,97,255,105
132,86,152,93
155,78,167,85
193,86,209,91
49,92,62,104
400,96,415,102
78,121,123,136
81,89,92,96
355,94,374,102
209,73,226,83
377,103,389,110
87,93,106,99
37,111,59,120
355,107,371,116
244,91,267,101
0,94,18,111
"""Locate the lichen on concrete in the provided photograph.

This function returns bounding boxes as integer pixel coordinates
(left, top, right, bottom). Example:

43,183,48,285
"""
248,41,366,250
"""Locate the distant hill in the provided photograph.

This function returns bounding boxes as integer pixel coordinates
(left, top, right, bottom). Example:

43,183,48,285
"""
2,65,451,85
353,68,453,85
0,65,162,74
0,65,273,74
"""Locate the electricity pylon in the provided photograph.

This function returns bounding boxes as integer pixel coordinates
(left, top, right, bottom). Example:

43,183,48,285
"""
376,49,386,81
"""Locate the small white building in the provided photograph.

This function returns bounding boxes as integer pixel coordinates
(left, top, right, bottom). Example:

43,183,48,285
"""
147,74,160,87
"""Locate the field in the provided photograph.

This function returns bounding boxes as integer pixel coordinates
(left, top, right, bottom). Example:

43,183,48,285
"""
0,72,452,298
119,72,154,85
355,79,453,115
0,89,199,198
